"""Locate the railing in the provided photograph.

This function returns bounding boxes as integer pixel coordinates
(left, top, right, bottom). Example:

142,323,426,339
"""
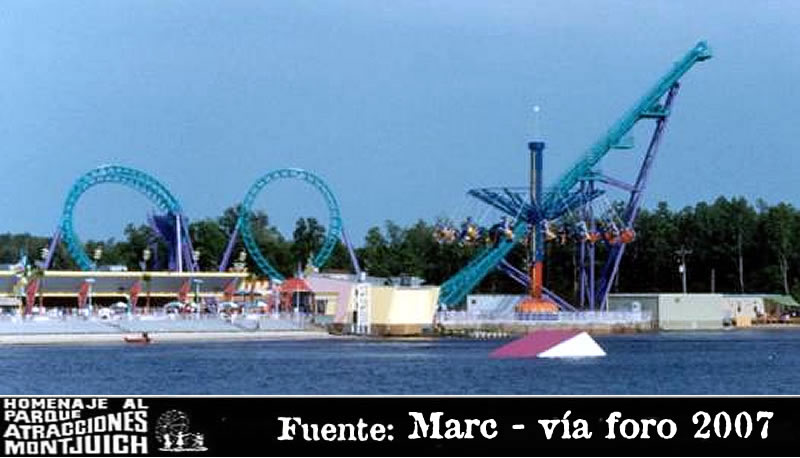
436,310,653,325
0,311,313,325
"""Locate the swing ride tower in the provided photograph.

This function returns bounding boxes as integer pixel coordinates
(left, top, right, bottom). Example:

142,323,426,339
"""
516,140,556,313
437,40,712,311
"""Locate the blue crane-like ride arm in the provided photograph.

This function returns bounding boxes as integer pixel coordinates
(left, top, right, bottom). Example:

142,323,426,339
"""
541,41,711,213
438,41,712,308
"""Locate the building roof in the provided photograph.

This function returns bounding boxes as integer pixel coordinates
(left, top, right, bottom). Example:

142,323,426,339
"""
0,270,247,297
312,272,426,287
762,295,800,308
610,292,800,308
720,293,800,307
279,277,312,293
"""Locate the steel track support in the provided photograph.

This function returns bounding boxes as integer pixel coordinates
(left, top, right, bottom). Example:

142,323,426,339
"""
596,83,681,309
218,218,241,272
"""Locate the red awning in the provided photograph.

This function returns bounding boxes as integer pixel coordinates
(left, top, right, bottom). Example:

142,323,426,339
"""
278,277,312,293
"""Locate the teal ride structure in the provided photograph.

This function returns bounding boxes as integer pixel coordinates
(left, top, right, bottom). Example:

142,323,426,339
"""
46,166,359,281
437,41,712,310
218,168,360,281
46,164,196,272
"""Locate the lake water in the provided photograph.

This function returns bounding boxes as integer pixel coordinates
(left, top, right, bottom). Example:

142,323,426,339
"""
2,329,799,394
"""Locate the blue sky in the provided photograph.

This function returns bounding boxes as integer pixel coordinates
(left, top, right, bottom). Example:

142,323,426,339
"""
0,1,798,244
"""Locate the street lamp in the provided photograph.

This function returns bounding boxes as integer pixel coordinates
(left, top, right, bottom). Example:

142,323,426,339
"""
192,249,201,271
675,246,692,294
39,247,49,269
233,250,247,272
192,278,204,311
140,248,151,271
36,248,49,312
85,278,96,317
92,246,103,269
14,273,24,317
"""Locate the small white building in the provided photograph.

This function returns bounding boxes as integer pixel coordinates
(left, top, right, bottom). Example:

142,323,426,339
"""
721,295,765,323
608,293,724,330
465,294,526,318
720,294,800,324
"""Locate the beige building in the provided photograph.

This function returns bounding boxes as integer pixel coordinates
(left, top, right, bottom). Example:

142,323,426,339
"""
369,285,439,335
307,273,439,336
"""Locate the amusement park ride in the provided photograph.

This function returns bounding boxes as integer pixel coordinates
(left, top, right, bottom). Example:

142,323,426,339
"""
216,168,360,281
33,41,711,316
40,167,361,279
434,41,712,311
43,165,196,272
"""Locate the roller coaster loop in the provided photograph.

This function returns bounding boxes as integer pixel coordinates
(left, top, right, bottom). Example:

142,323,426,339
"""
237,168,342,281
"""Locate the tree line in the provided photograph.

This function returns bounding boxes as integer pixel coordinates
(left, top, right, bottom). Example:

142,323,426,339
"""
1,196,799,303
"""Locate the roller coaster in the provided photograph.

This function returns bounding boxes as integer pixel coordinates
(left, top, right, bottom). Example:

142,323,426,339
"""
43,166,360,281
436,41,712,310
39,41,711,314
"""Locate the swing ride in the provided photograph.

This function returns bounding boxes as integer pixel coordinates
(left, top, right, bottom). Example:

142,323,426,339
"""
436,41,712,311
31,41,712,323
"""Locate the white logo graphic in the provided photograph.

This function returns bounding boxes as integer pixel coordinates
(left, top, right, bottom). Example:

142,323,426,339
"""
156,410,208,453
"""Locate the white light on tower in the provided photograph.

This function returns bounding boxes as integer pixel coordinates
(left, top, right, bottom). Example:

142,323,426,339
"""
532,105,542,141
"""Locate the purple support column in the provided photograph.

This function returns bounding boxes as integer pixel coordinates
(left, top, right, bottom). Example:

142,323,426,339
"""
181,215,198,272
578,181,587,308
588,180,596,311
596,83,681,309
340,226,362,277
579,240,586,308
43,228,61,270
175,213,183,272
218,219,241,272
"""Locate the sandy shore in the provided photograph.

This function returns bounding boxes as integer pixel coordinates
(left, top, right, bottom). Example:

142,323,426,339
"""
0,330,338,345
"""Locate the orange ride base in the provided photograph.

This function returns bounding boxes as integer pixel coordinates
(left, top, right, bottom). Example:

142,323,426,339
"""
515,297,559,313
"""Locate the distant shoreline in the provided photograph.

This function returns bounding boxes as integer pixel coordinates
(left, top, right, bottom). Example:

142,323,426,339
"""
3,323,799,346
0,330,338,345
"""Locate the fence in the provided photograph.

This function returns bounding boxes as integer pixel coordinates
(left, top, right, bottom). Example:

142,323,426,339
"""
436,310,653,326
0,311,313,333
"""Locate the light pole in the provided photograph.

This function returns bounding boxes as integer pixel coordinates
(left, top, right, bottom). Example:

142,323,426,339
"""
192,249,201,271
39,247,49,269
192,278,204,312
14,273,24,317
675,246,692,294
140,248,151,271
85,278,96,317
236,250,247,272
92,246,103,270
38,248,49,312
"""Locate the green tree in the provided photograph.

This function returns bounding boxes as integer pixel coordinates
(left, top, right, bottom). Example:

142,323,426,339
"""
715,197,757,293
189,219,229,271
291,217,326,270
361,226,391,277
762,203,797,294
